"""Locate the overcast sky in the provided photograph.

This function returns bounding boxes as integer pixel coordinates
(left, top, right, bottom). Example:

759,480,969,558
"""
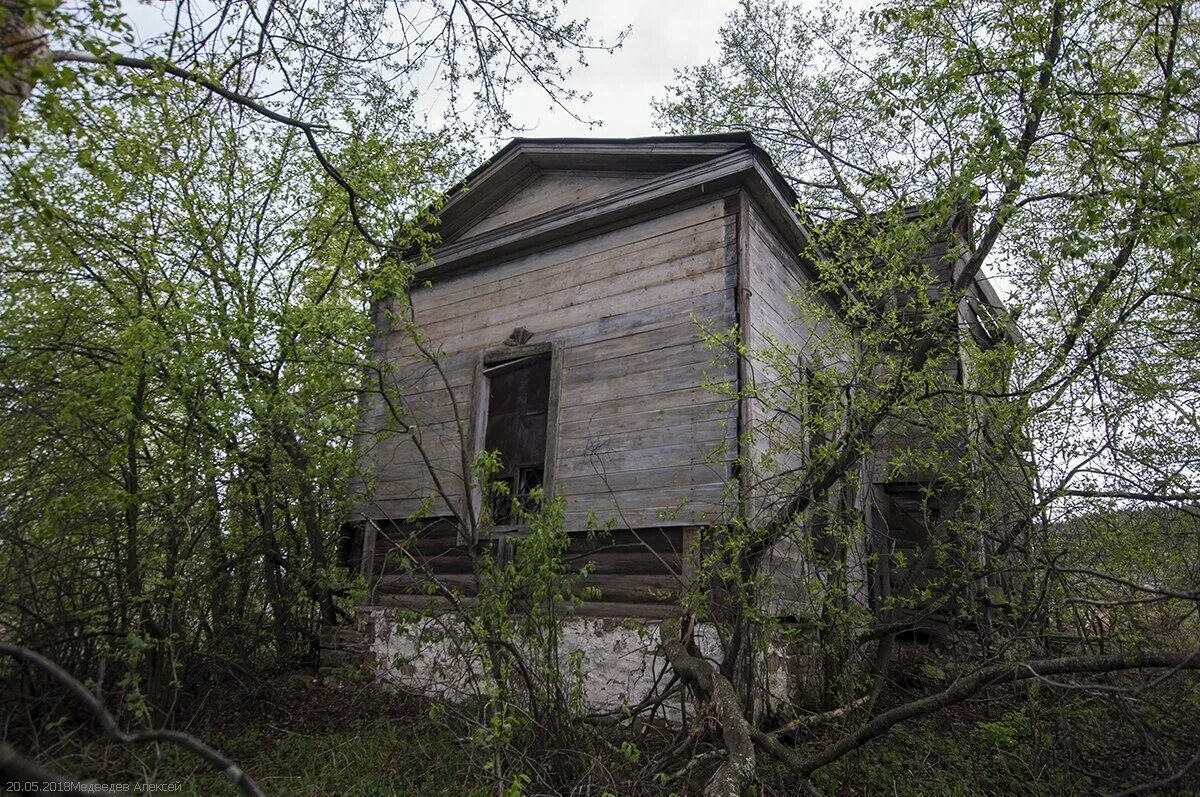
123,0,738,149
481,0,737,143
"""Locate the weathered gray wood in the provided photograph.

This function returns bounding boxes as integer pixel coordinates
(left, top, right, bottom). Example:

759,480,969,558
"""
563,338,716,384
562,552,682,576
557,396,732,434
374,572,683,604
564,527,687,553
463,170,659,238
734,193,752,521
372,593,478,611
434,146,539,243
556,385,733,423
556,462,731,496
357,193,739,527
359,520,377,580
402,247,728,352
556,414,729,459
424,150,756,277
362,497,463,522
381,290,732,397
373,356,476,393
376,593,683,618
577,574,686,603
374,551,475,576
562,486,729,530
376,573,479,595
405,202,728,320
740,199,867,614
744,199,828,487
565,317,722,368
351,137,993,626
545,341,564,502
556,290,731,351
364,519,696,612
432,137,750,246
560,358,732,409
557,447,729,482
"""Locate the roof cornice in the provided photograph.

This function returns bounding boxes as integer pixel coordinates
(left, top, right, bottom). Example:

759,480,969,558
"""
412,133,859,320
420,148,769,279
407,134,1016,350
433,135,757,243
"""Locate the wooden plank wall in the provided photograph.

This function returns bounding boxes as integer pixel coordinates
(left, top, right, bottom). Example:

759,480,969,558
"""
353,195,739,532
743,201,847,511
741,200,861,617
871,222,971,482
463,171,659,239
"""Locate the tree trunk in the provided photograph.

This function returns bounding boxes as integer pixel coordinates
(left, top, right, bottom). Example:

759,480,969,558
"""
253,467,293,663
274,426,338,625
661,619,756,797
0,0,47,137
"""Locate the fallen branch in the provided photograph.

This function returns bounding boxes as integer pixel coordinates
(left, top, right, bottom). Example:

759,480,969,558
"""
794,650,1200,776
769,696,869,736
0,643,265,797
665,748,725,784
660,618,755,797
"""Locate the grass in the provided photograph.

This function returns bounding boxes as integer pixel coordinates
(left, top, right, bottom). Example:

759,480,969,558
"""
802,681,1200,796
21,676,1200,796
132,720,482,796
36,683,490,797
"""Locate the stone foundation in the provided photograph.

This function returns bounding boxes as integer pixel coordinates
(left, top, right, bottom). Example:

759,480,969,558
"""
321,607,825,722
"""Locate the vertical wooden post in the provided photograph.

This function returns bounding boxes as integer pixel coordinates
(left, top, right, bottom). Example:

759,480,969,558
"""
360,518,378,584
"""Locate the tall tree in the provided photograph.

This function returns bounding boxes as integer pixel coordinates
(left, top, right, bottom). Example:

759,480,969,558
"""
0,0,623,717
655,0,1200,790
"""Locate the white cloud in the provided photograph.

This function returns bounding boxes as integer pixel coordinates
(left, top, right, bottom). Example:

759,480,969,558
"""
497,0,737,138
120,0,735,144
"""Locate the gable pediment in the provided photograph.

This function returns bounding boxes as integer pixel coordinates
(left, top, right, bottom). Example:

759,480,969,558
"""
432,135,757,249
459,171,661,239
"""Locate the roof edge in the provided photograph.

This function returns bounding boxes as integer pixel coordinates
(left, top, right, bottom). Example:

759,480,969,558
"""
438,132,760,210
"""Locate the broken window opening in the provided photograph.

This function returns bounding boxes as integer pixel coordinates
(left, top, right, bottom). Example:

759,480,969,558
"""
483,353,551,526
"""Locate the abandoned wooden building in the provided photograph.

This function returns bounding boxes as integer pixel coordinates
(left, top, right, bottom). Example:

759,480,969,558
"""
331,133,1010,707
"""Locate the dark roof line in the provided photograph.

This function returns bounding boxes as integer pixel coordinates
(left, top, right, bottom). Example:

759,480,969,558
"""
507,132,756,146
438,131,785,207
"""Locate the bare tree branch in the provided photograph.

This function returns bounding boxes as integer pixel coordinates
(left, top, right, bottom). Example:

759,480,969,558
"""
794,650,1200,777
0,643,266,797
660,618,756,797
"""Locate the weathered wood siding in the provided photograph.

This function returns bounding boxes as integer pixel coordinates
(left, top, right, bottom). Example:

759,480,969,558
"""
462,171,659,239
742,200,849,509
354,195,739,532
740,198,863,619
